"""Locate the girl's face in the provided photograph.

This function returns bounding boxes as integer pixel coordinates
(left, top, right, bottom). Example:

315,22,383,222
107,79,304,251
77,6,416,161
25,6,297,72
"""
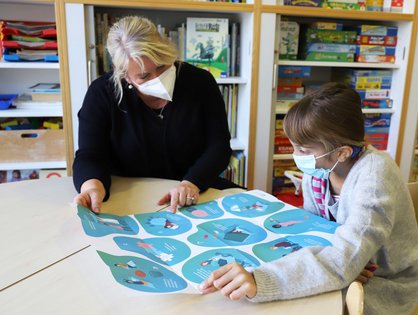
126,56,170,85
290,140,338,169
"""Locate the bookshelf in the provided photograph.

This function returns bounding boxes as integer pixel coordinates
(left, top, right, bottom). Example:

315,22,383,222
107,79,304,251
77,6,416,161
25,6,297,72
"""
0,1,66,173
253,1,418,193
58,0,256,186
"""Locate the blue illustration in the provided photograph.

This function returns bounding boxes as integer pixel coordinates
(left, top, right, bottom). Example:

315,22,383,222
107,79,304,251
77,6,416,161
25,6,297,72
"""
265,209,339,234
97,251,188,293
188,218,267,247
135,211,192,236
222,193,285,218
77,205,139,237
179,200,224,220
114,236,191,266
253,235,333,262
182,248,260,283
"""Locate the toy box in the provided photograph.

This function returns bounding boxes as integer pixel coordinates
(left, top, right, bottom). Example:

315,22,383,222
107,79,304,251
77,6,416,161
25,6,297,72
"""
306,29,357,44
279,21,300,60
355,54,396,63
278,65,311,77
356,45,396,55
305,51,355,62
322,2,365,10
358,25,398,36
357,89,391,99
362,98,393,108
284,0,322,6
366,0,383,10
306,43,356,53
310,22,343,30
277,77,303,87
0,94,18,110
357,35,397,46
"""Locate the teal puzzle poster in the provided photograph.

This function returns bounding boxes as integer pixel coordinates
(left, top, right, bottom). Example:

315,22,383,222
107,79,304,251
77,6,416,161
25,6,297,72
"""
76,190,339,294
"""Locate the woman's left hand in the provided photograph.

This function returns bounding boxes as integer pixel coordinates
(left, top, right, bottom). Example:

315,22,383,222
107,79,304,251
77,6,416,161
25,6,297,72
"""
158,180,200,212
199,262,257,301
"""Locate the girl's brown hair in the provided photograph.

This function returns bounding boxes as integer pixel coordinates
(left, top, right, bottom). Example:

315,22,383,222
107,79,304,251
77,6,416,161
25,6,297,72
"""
283,82,365,152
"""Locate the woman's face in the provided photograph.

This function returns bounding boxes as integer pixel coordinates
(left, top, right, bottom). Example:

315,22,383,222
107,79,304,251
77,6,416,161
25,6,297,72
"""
126,56,170,85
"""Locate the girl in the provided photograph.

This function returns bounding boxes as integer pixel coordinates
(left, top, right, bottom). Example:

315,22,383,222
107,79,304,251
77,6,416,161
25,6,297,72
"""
199,82,418,315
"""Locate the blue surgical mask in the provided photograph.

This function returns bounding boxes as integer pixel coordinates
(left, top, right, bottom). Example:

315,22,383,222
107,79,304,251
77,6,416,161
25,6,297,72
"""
292,150,339,179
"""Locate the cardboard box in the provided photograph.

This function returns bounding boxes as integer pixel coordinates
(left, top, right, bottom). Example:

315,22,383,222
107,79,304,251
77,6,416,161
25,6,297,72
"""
0,129,65,163
279,21,300,60
358,25,398,36
306,29,357,44
355,54,396,63
305,51,355,62
356,45,396,55
357,35,397,46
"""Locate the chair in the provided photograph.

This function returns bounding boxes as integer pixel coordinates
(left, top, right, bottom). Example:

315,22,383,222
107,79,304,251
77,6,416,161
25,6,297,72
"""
407,182,418,315
407,182,418,223
345,281,364,315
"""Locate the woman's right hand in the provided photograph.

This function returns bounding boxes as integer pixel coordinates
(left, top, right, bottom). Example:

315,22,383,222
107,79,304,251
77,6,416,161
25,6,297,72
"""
73,179,106,213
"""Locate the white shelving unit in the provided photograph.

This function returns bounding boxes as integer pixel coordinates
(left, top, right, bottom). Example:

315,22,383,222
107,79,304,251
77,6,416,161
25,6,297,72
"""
254,1,417,192
0,1,66,172
62,1,255,184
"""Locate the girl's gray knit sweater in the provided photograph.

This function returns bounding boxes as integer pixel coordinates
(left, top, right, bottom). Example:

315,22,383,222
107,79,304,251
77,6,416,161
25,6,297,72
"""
251,148,418,315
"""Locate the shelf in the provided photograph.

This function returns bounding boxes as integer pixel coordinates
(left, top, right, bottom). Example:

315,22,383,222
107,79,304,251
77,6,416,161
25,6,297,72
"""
0,62,59,70
84,0,254,12
0,106,63,117
273,154,293,160
277,60,400,69
230,138,245,151
216,77,247,84
0,160,66,171
261,5,414,21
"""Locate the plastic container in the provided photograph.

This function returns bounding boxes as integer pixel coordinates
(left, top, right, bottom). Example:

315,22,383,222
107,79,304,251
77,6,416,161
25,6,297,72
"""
0,94,18,110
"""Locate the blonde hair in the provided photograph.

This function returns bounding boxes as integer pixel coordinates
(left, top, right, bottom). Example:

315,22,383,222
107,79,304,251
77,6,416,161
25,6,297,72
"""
283,82,365,152
106,16,177,103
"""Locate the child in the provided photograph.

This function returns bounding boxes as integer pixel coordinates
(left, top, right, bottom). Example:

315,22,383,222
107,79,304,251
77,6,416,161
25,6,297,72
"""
199,82,418,315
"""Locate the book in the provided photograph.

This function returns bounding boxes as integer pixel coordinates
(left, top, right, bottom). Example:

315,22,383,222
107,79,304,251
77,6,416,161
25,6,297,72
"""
279,21,299,60
74,189,339,294
186,17,229,78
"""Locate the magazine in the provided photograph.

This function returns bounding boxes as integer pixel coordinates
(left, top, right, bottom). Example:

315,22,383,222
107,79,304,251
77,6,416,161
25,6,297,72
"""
186,17,229,78
75,190,339,295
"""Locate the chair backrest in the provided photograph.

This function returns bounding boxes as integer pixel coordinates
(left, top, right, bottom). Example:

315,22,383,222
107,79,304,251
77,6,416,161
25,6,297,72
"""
345,281,364,315
407,182,418,224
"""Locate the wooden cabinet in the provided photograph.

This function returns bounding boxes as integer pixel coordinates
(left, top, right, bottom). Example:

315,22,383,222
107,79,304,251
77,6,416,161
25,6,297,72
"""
253,1,418,193
0,1,66,171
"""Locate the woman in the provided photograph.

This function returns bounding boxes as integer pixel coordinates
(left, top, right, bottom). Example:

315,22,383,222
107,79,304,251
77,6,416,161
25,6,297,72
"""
73,16,234,213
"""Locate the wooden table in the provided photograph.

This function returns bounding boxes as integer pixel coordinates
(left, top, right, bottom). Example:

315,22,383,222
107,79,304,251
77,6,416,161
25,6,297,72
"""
0,177,342,315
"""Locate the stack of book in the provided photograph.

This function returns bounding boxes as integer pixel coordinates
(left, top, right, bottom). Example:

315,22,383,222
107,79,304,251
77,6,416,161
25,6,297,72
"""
272,159,302,207
221,150,245,187
355,25,397,63
364,112,391,150
276,65,310,112
274,117,293,155
219,84,238,137
28,83,61,102
301,23,357,62
0,20,58,62
335,68,393,109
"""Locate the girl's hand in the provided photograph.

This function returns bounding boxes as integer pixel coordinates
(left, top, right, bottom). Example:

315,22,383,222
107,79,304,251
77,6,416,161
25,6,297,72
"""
199,262,257,301
158,180,200,212
356,262,378,284
73,179,106,213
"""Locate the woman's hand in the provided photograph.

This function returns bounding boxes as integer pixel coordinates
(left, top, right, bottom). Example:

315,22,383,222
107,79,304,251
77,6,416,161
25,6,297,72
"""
356,262,378,284
199,262,257,301
158,180,200,212
73,179,106,213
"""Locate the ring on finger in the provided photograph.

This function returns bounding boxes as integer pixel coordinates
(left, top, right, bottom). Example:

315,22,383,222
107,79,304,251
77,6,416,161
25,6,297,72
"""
186,196,195,202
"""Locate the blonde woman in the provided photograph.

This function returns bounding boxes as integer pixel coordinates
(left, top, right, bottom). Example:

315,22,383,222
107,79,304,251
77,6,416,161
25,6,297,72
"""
73,16,235,213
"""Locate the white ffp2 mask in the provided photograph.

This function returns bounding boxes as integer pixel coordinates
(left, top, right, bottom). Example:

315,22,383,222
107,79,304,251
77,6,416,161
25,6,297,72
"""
132,64,176,101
